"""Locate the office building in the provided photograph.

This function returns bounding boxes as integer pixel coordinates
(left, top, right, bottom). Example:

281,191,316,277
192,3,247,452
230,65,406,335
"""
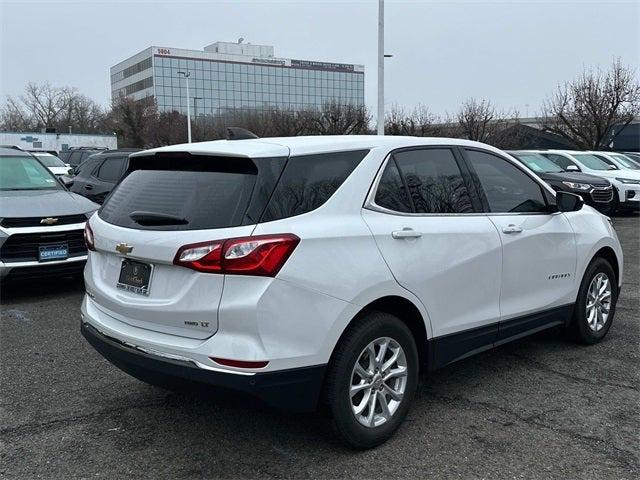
110,41,365,117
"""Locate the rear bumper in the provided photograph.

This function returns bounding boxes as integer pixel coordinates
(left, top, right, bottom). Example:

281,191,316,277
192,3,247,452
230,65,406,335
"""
81,321,326,412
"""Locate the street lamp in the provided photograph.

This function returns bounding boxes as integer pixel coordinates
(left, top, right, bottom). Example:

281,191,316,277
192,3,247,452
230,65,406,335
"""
377,0,386,135
177,70,192,143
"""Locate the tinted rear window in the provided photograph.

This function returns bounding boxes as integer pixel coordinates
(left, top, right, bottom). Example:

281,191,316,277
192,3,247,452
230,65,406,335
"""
260,150,368,222
99,169,256,230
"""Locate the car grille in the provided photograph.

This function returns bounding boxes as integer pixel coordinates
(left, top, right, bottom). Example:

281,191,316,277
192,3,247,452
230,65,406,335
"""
0,214,87,228
591,187,614,203
0,230,86,263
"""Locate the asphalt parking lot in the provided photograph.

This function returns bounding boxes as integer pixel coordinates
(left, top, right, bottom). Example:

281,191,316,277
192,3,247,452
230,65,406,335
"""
1,216,638,479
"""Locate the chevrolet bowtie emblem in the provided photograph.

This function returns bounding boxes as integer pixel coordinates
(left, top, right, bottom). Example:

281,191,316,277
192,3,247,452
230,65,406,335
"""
40,217,58,225
115,243,133,254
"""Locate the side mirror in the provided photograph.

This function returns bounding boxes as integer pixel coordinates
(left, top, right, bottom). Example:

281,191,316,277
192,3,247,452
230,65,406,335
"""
556,191,584,212
608,164,618,170
566,165,580,172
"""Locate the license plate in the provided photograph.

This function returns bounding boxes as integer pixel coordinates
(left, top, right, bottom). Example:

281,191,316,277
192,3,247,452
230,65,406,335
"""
38,244,69,262
117,259,153,296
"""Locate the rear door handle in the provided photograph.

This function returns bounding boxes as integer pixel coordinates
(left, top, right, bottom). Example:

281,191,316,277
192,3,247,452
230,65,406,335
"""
392,228,422,239
84,184,93,190
502,224,523,234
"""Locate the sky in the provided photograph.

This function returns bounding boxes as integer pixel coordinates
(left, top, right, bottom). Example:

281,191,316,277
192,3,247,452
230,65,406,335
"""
1,0,639,119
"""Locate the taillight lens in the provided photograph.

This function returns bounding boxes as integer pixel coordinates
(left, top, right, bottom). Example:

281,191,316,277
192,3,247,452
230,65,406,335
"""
173,234,299,277
84,223,95,251
174,241,223,273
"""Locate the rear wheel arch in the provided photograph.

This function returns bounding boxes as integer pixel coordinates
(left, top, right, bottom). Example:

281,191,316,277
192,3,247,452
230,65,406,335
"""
331,296,429,371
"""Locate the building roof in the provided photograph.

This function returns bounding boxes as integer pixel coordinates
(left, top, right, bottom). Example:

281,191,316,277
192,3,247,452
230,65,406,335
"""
131,135,500,159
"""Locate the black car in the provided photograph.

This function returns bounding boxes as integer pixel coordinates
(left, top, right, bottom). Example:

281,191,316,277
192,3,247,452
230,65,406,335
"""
59,147,110,169
508,151,616,214
69,149,141,204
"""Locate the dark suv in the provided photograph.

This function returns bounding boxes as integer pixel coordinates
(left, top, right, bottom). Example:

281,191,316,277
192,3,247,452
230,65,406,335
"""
59,147,109,169
69,149,141,204
508,151,615,214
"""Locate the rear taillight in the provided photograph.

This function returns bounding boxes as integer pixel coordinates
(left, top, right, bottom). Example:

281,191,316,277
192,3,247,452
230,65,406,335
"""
84,223,96,251
173,234,299,277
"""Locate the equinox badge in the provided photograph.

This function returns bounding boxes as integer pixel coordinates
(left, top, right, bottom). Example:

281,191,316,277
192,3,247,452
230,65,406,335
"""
115,243,133,254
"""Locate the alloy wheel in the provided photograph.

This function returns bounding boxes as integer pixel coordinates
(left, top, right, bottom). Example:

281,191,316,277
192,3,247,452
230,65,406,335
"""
586,272,612,332
349,337,408,428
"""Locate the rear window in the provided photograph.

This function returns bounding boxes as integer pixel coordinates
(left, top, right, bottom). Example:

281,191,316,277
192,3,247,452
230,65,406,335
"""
260,150,369,222
98,150,368,231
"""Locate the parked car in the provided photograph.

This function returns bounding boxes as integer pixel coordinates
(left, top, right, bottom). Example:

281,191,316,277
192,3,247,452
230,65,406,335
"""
0,147,98,281
622,152,640,165
28,151,72,177
587,151,640,171
508,151,615,214
81,137,622,449
535,150,640,212
59,147,109,169
70,149,141,204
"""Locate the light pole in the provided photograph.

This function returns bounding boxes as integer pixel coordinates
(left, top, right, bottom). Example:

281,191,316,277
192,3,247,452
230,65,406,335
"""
377,0,384,135
177,70,192,143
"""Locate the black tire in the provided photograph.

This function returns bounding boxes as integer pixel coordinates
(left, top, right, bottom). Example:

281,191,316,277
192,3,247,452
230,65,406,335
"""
324,311,419,449
568,257,618,344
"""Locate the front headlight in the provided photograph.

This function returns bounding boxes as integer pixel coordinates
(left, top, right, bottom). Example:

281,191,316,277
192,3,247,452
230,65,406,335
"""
615,177,640,185
84,210,98,220
562,181,591,191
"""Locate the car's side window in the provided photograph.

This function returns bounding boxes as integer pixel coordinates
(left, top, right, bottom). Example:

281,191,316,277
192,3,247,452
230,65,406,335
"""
465,149,548,214
374,158,413,213
96,157,125,183
541,153,575,171
392,148,475,214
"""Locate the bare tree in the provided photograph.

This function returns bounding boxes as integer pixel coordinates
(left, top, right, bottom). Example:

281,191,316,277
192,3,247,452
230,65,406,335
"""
311,101,371,135
455,98,510,142
0,96,36,131
541,59,640,149
385,105,443,136
0,82,106,133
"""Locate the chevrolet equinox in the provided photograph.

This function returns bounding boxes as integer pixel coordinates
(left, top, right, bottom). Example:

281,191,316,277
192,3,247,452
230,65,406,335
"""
81,136,623,449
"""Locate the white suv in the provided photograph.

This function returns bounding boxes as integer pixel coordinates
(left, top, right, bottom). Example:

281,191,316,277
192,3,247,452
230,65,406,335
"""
81,136,623,448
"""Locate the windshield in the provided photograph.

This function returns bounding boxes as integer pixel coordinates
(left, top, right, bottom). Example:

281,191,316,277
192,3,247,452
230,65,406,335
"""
33,153,66,167
611,154,640,169
512,153,564,173
0,156,61,190
572,154,614,171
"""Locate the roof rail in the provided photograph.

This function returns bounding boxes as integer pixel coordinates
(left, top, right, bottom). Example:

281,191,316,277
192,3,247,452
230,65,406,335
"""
226,127,259,140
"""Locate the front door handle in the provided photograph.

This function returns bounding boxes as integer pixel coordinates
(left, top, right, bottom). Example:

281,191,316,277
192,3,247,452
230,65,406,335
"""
392,228,422,239
84,184,93,190
502,224,523,234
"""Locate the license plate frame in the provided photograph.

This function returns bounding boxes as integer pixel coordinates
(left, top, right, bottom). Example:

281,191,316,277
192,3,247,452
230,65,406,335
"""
38,243,69,262
116,258,153,296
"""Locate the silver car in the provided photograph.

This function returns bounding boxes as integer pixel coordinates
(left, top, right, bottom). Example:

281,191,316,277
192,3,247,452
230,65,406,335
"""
0,147,98,281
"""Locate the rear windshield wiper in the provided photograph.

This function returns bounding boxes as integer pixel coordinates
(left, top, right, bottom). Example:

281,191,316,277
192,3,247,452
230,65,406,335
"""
129,211,188,226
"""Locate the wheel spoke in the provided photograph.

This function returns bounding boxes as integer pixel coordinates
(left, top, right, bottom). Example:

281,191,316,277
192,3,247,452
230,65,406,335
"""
354,363,371,380
376,338,389,369
350,381,371,397
366,391,377,427
378,391,391,419
382,383,403,401
353,389,371,415
382,349,400,373
383,366,407,382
